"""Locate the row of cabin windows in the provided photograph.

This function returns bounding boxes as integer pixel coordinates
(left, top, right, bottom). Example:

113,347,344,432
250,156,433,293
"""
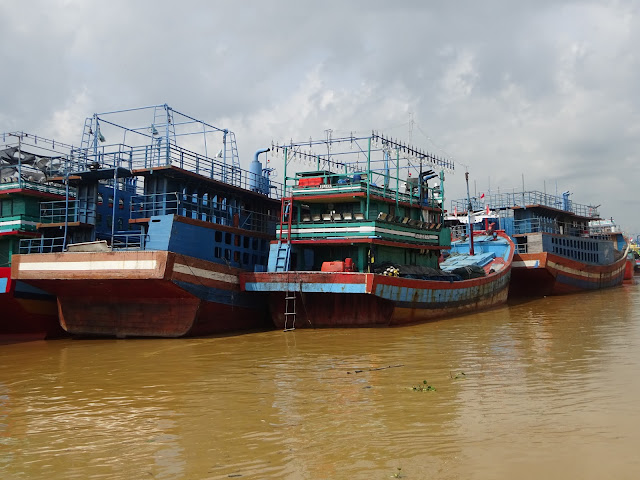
212,231,268,267
552,246,599,263
306,204,429,222
213,230,267,251
97,195,125,209
213,247,266,266
551,237,599,251
95,213,136,231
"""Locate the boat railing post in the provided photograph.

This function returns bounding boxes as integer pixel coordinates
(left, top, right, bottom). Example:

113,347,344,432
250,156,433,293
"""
111,166,117,246
62,172,70,251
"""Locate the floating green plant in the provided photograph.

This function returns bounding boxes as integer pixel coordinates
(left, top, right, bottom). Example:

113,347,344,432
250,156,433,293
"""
412,380,436,392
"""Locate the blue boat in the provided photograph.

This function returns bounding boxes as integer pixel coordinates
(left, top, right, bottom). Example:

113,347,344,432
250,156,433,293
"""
449,190,629,296
13,105,282,337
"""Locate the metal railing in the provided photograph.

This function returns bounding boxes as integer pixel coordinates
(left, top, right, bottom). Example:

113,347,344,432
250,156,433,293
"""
513,217,587,237
19,232,148,254
40,200,96,224
449,224,467,240
588,222,620,239
450,190,599,218
292,171,444,209
130,192,279,235
0,179,69,197
19,236,65,254
48,142,284,199
98,232,148,250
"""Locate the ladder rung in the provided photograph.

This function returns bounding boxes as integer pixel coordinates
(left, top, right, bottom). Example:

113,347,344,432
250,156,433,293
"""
284,312,296,315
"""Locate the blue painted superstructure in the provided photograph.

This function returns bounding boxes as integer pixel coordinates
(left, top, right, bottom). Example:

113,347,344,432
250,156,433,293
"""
450,190,628,296
13,104,282,337
144,214,270,272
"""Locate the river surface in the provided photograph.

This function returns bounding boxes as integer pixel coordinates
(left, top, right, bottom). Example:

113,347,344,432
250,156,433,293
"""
2,284,640,480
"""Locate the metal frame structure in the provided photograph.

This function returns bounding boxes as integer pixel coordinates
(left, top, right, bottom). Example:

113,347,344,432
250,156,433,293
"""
270,131,453,219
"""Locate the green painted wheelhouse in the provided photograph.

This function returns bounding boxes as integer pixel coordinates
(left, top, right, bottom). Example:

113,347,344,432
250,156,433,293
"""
242,132,516,330
268,132,454,274
280,169,450,273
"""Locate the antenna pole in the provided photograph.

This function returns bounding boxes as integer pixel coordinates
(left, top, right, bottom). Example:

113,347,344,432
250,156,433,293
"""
465,171,474,256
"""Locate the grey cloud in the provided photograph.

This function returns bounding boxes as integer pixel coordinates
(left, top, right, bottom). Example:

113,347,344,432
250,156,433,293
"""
1,0,639,232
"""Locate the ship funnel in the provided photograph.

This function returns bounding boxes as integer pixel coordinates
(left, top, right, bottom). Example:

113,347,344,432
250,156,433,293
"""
251,148,270,193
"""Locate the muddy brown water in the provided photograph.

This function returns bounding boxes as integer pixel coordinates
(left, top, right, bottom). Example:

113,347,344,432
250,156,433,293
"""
2,285,640,479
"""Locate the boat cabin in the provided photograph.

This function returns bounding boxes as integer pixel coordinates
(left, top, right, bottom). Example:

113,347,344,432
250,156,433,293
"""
269,133,454,273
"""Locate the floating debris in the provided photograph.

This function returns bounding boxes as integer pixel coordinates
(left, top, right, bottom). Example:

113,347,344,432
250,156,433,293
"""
412,380,436,392
347,364,404,374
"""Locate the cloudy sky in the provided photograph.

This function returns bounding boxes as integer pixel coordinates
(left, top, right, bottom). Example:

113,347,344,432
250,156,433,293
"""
2,1,639,234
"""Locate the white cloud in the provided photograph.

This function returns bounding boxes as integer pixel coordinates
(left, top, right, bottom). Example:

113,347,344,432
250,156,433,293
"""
1,0,639,232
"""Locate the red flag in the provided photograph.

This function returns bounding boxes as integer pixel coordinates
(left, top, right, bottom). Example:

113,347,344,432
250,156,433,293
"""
480,193,485,199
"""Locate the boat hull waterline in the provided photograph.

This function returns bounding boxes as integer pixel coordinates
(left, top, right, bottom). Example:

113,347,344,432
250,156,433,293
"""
242,266,511,328
510,249,628,297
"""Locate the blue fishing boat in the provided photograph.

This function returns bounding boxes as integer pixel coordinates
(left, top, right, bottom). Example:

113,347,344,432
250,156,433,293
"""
241,133,514,329
13,105,282,337
450,190,629,296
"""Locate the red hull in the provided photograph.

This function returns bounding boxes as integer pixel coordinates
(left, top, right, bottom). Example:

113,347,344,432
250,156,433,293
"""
623,257,635,284
243,231,514,329
12,251,270,338
269,291,396,329
0,294,65,342
0,267,65,342
510,250,628,297
243,266,511,329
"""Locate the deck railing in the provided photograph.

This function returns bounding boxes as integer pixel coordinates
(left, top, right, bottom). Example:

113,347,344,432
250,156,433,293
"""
292,171,443,210
19,236,65,254
97,231,148,250
40,200,97,225
513,218,586,237
450,191,599,218
49,143,284,199
0,179,69,197
19,232,148,254
449,224,467,240
130,192,278,235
